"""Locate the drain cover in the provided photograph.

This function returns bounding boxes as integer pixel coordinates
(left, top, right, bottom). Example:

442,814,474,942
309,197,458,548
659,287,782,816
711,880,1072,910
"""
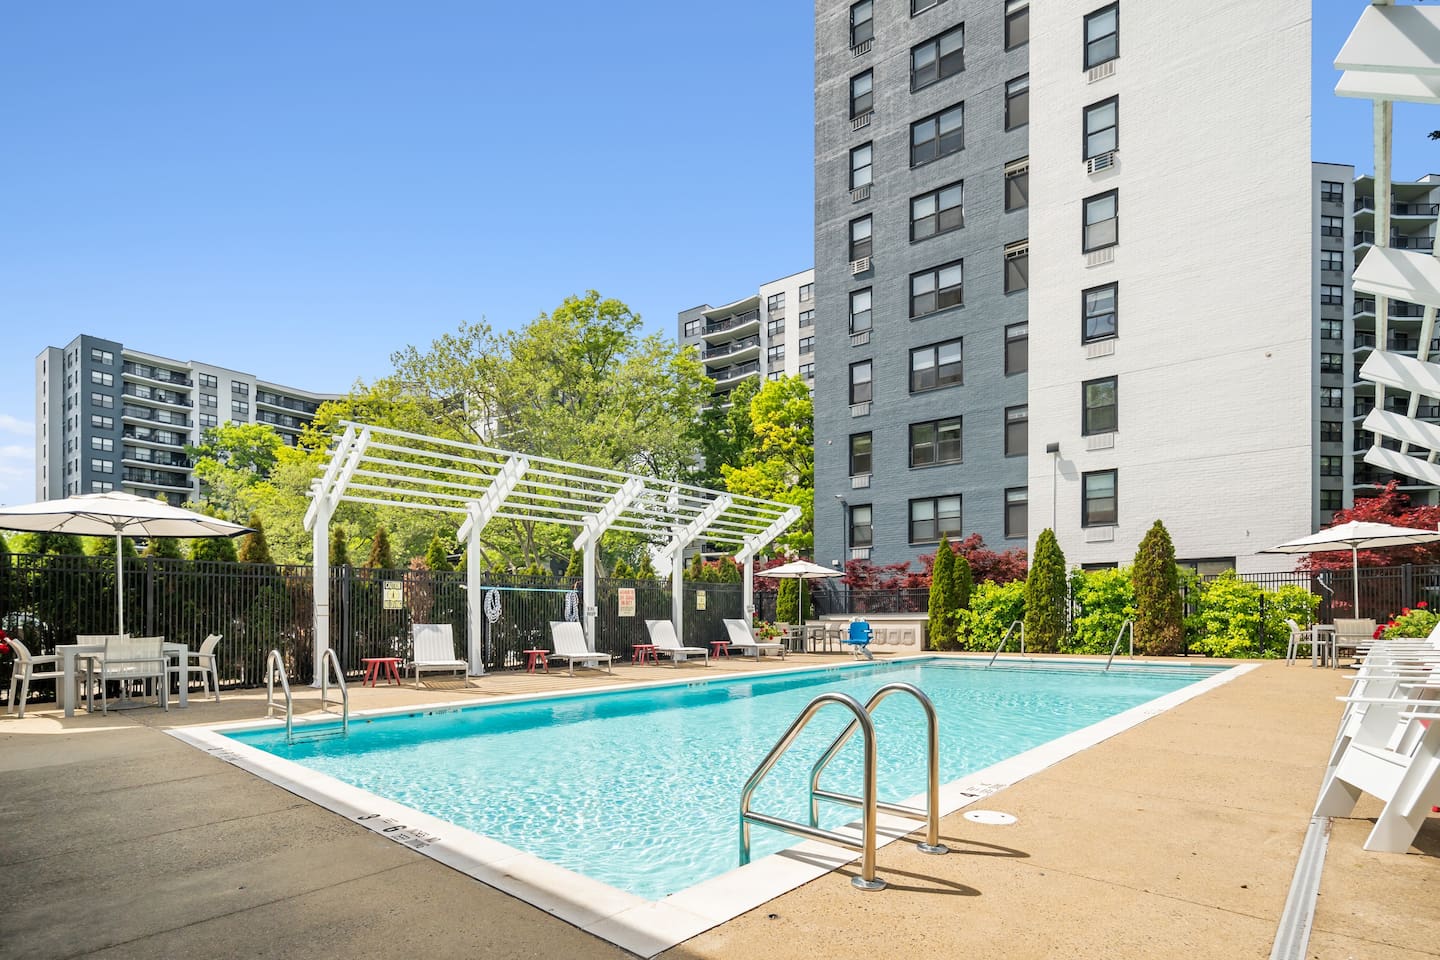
964,810,1017,825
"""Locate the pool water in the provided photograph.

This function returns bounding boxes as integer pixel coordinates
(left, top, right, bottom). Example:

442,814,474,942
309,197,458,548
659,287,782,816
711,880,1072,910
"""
225,658,1223,900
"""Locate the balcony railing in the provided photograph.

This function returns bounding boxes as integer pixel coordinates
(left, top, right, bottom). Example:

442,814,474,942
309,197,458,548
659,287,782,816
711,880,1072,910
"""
122,362,192,387
1355,231,1436,250
1354,298,1427,318
123,447,191,468
257,410,305,430
123,405,189,427
255,390,320,415
122,384,191,407
1354,331,1440,352
123,467,190,488
712,360,760,383
123,426,187,447
704,309,760,335
702,336,760,360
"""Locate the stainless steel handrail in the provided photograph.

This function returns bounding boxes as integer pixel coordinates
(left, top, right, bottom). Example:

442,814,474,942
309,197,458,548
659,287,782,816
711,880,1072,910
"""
1104,620,1134,671
318,647,350,736
265,649,293,743
739,692,887,890
807,682,948,856
987,620,1025,667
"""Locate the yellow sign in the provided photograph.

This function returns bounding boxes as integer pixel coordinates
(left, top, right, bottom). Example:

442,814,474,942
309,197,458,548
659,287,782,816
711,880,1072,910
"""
618,587,636,617
696,590,707,611
383,581,403,610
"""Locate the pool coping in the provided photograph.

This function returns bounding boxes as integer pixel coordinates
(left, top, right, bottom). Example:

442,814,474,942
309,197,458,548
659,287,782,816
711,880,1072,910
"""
166,655,1257,958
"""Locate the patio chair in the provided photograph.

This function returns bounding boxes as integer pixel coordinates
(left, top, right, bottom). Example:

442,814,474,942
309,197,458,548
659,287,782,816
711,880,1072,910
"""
843,619,874,660
644,619,708,667
1332,618,1377,667
548,621,613,676
722,619,785,660
4,636,63,719
169,634,223,702
80,635,169,715
410,624,471,688
1285,619,1331,666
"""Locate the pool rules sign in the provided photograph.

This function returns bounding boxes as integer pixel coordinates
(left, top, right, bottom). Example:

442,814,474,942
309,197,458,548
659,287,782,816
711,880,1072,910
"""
383,581,403,610
617,588,636,617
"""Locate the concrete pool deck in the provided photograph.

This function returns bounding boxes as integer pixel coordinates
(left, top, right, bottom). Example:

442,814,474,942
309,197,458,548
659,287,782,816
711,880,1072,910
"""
2,654,1436,959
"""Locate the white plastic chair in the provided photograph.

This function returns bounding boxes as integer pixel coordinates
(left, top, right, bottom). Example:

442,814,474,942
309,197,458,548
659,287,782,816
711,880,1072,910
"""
644,619,708,667
722,619,785,660
548,621,613,676
81,635,169,715
410,624,470,687
5,636,63,718
1285,618,1330,666
170,634,223,702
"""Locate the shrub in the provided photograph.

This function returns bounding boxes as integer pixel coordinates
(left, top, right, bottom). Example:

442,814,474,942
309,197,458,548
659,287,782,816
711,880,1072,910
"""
1067,567,1135,655
365,526,394,570
776,578,799,623
928,535,956,649
1024,529,1067,652
1133,520,1183,655
954,580,1027,651
1260,584,1321,655
1380,603,1438,641
953,552,973,611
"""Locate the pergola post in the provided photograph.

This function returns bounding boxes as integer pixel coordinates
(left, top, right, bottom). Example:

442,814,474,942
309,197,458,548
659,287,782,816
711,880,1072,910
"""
655,495,732,643
464,502,485,675
735,506,803,627
582,542,598,648
310,496,332,689
743,558,755,619
671,550,686,636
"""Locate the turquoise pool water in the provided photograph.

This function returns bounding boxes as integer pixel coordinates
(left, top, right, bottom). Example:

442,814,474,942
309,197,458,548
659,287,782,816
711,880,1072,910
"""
225,658,1224,899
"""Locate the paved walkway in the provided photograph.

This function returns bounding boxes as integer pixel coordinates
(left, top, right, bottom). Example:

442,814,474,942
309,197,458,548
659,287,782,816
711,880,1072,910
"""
1,657,1435,960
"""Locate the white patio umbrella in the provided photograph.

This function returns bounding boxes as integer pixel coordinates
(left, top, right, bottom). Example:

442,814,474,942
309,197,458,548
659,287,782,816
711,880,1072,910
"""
0,491,251,634
1262,520,1440,614
755,559,845,631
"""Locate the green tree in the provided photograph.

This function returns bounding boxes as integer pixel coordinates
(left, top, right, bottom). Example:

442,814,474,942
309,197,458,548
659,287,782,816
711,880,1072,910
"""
330,527,351,568
85,536,138,560
366,525,395,570
143,536,183,558
689,377,758,488
689,551,704,580
928,535,957,649
721,376,814,554
1024,528,1068,652
187,422,286,519
237,516,274,565
776,578,799,624
424,534,452,573
952,551,974,611
12,532,84,556
564,549,583,577
634,551,657,580
1133,520,1184,655
611,558,633,579
191,536,238,563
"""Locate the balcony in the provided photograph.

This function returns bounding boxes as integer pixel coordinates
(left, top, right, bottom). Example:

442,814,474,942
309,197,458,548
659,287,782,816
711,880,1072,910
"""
123,425,187,448
255,390,320,415
1355,231,1435,251
122,362,192,388
122,447,191,469
122,405,190,428
702,336,761,362
122,384,191,409
702,309,761,341
1354,298,1427,318
256,410,305,431
711,360,760,385
1354,196,1439,217
123,467,191,490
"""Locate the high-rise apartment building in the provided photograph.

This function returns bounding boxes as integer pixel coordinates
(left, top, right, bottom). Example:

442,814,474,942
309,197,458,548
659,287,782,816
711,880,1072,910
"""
35,335,339,505
679,269,818,402
814,0,1313,573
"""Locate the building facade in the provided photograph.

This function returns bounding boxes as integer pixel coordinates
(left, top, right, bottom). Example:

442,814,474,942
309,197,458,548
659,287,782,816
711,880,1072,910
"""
678,268,817,403
35,335,339,505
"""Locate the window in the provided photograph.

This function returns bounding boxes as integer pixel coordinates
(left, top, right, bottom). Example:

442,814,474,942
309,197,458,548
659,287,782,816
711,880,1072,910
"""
767,292,786,315
200,413,218,428
911,180,964,241
850,361,873,404
1005,0,1029,48
1084,3,1119,69
1004,241,1028,293
768,317,784,336
850,505,873,547
850,215,873,262
90,370,113,386
1082,283,1118,342
1083,97,1118,160
911,24,964,91
199,373,218,389
910,260,963,317
850,288,873,333
1083,190,1118,252
1321,421,1343,443
909,496,962,543
911,103,964,166
1005,158,1028,211
1321,353,1343,374
232,400,249,417
91,392,113,409
1004,405,1028,456
200,393,217,408
850,142,873,190
90,347,113,365
1320,490,1343,511
768,371,783,382
91,436,113,451
1321,216,1343,238
912,0,946,14
767,344,785,363
1322,319,1343,340
91,458,114,474
1082,376,1118,434
1320,456,1343,477
799,282,813,303
850,0,873,47
1321,387,1343,408
91,414,113,429
1082,470,1118,526
799,336,815,355
684,318,702,338
1321,250,1343,273
1004,74,1029,130
1321,180,1344,203
851,70,874,118
800,362,815,380
850,433,873,476
1005,487,1028,539
910,338,963,392
232,382,249,396
92,481,114,493
798,309,814,328
910,417,963,467
1321,285,1343,306
1005,322,1028,374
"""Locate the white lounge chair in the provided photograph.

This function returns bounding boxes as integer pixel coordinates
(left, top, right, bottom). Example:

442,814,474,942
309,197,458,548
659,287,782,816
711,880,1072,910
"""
549,621,613,676
170,633,223,702
4,636,62,718
722,619,785,660
644,619,708,667
410,623,470,687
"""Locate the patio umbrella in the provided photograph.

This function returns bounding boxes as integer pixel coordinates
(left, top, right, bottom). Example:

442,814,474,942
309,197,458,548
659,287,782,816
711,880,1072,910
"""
1262,520,1440,614
0,491,250,635
755,559,845,631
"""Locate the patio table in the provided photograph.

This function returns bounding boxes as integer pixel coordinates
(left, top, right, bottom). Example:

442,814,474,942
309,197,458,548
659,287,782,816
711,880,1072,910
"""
55,642,190,718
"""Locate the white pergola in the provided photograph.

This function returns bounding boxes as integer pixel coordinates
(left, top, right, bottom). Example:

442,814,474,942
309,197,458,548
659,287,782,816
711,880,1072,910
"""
1340,3,1440,483
302,422,800,680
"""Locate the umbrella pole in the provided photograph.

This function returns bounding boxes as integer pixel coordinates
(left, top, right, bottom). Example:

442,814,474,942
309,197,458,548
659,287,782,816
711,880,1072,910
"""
1351,545,1360,618
116,532,125,636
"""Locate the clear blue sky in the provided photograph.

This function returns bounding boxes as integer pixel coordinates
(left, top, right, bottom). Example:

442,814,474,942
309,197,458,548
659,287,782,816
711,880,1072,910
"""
0,1,1430,508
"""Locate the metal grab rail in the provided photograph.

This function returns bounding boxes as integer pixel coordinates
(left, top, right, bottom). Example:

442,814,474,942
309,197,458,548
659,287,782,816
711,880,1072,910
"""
807,683,949,856
987,620,1025,667
740,692,887,890
265,649,293,743
1104,620,1134,671
318,647,350,736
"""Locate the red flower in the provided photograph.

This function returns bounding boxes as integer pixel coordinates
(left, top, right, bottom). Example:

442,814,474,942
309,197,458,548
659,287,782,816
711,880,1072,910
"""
1403,608,1412,616
1420,601,1430,609
1373,627,1384,639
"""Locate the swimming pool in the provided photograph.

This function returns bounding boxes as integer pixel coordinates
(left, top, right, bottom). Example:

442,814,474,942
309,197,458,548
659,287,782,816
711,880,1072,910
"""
216,657,1227,901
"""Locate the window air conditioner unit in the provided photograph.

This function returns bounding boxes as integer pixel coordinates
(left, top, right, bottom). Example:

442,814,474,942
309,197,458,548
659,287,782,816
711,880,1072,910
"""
852,112,872,131
1086,150,1117,174
850,256,871,275
851,184,871,203
1087,60,1116,83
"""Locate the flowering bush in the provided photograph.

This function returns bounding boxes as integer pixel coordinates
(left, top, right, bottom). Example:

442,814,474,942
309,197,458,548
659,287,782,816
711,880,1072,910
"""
1379,602,1436,640
752,619,783,641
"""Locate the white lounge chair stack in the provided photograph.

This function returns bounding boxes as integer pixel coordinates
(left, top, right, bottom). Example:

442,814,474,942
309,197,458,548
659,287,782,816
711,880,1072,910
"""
410,624,471,688
722,619,785,660
644,620,708,667
548,621,613,676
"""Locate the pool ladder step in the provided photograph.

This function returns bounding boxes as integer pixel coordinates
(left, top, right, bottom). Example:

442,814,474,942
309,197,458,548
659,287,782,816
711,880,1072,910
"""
266,648,350,745
739,682,947,891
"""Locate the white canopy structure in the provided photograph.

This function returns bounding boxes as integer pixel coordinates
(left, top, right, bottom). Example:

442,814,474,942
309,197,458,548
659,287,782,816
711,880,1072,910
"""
302,422,800,680
1338,2,1440,484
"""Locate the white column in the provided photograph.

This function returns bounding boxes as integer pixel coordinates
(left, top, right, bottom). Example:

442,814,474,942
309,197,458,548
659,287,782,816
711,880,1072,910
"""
583,541,598,650
310,502,332,689
672,550,686,640
465,503,484,675
743,557,755,619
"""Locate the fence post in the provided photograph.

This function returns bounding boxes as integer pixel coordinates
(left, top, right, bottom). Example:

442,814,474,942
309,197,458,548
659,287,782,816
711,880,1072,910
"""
1401,563,1414,612
144,555,155,636
1257,592,1267,656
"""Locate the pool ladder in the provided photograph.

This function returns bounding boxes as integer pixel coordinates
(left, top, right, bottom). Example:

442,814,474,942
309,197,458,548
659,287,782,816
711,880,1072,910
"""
986,620,1025,667
266,648,350,744
739,682,948,891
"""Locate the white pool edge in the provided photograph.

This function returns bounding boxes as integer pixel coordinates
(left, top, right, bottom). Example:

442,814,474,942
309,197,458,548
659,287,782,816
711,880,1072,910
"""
166,657,1257,958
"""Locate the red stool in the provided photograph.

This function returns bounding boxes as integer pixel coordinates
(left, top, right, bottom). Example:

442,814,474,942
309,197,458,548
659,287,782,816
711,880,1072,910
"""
362,657,402,687
710,640,730,658
524,649,549,673
632,643,657,665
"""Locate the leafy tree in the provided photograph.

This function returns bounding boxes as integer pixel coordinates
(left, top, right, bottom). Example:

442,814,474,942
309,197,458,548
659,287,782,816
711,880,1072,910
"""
952,551,974,611
238,516,274,565
611,558,634,579
634,551,657,580
1299,480,1440,570
928,535,956,649
191,535,238,563
689,377,758,488
143,536,183,558
12,532,84,556
1133,520,1183,655
564,549,583,577
187,422,285,520
85,536,138,560
1024,528,1067,652
721,376,814,554
330,527,351,568
689,551,704,580
424,534,452,573
776,578,799,623
366,525,395,570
